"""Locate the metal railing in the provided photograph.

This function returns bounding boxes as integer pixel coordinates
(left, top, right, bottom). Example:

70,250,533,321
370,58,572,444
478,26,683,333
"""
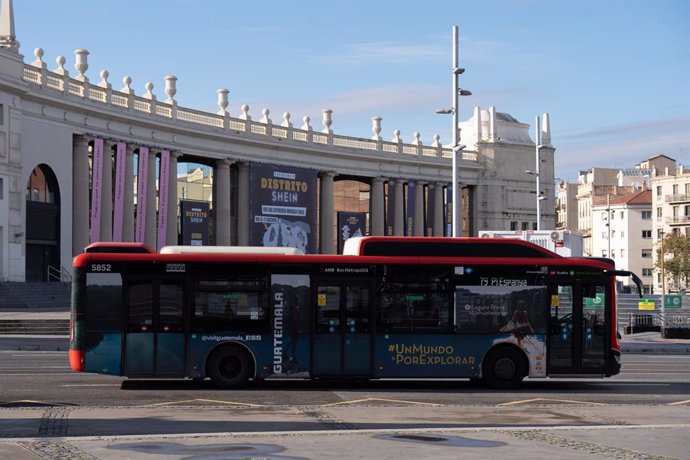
627,311,690,334
47,265,72,283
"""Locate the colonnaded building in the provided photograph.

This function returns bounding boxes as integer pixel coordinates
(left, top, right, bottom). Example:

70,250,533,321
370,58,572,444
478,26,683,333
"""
0,0,555,282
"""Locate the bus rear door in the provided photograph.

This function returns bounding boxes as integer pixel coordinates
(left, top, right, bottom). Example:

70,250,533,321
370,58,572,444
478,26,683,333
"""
124,279,186,376
312,279,372,377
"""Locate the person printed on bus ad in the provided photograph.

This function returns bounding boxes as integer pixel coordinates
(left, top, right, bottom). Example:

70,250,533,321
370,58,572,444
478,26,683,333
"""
500,300,534,347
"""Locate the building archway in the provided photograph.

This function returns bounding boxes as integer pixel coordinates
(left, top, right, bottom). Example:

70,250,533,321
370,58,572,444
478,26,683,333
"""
25,164,61,281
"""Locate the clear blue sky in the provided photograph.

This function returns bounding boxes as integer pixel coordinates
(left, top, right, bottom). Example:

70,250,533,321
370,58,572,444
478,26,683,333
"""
11,0,690,181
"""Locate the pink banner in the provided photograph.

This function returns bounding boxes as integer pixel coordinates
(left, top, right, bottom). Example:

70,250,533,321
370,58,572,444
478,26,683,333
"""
157,150,170,250
135,147,149,243
112,142,126,241
89,138,104,242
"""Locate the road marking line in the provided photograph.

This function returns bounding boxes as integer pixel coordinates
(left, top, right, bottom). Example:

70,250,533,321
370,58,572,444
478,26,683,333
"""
62,384,122,387
320,397,442,407
137,399,264,408
3,400,71,406
667,399,690,406
498,398,606,406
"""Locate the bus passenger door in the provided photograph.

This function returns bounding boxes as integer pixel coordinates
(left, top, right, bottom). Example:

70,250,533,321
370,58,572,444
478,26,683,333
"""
124,280,186,376
548,282,608,373
313,281,371,377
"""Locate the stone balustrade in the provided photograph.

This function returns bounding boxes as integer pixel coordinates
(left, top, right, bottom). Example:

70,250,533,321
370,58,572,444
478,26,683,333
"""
22,48,479,163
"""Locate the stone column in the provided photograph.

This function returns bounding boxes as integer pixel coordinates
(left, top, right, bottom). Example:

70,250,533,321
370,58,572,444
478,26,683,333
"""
319,171,336,254
434,182,444,237
122,144,135,242
370,177,385,236
144,149,158,249
215,159,232,246
72,135,90,255
414,181,426,236
166,151,180,246
393,179,404,236
237,162,250,246
99,141,114,242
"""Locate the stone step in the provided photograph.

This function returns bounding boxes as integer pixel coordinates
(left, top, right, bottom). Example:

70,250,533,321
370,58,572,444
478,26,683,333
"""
0,320,69,335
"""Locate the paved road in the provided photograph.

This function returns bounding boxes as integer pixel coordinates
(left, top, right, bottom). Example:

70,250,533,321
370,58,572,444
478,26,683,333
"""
2,351,690,459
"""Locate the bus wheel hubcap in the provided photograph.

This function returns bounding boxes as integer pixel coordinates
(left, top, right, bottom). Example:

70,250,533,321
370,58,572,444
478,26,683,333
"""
220,356,241,378
495,357,516,380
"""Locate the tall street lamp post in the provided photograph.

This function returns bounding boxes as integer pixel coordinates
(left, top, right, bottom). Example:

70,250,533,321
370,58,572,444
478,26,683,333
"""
436,25,471,237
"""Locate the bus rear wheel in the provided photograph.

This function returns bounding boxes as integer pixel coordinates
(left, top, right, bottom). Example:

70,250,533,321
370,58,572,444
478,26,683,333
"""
207,346,252,389
482,347,526,389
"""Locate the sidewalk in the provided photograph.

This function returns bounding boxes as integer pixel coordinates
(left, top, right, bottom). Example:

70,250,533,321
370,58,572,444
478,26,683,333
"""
1,404,690,459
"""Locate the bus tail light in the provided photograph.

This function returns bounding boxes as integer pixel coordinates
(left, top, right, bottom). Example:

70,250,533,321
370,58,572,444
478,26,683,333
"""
69,349,85,372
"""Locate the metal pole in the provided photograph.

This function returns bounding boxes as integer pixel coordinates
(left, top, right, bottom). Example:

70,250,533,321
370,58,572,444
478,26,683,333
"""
535,116,541,231
451,25,460,237
607,193,611,257
661,231,665,296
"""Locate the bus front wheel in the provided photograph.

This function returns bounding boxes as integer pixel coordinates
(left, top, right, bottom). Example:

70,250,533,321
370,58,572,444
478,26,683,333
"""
207,346,252,389
482,347,526,389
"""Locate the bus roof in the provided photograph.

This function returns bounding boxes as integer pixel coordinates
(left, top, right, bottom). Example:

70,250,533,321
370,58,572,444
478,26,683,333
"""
342,236,560,258
160,246,304,255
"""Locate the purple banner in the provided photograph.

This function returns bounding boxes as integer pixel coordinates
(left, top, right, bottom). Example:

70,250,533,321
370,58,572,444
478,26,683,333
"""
157,150,171,250
135,146,149,243
112,142,126,241
425,184,434,236
445,183,452,237
89,138,104,242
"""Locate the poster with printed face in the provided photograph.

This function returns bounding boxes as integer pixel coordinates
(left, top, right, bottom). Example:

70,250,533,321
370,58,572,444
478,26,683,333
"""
337,211,366,253
249,163,317,254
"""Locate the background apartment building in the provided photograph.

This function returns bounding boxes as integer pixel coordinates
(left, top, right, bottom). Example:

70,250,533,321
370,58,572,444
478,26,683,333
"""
592,190,653,293
652,162,690,294
556,181,578,230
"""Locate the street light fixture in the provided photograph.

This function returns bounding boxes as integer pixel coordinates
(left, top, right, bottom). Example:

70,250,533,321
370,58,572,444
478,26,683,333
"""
436,25,471,237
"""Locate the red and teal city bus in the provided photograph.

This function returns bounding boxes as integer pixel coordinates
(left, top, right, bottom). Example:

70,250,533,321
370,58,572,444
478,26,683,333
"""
69,237,641,389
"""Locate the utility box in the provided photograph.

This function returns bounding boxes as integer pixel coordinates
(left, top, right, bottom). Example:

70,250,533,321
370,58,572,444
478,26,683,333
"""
477,230,583,257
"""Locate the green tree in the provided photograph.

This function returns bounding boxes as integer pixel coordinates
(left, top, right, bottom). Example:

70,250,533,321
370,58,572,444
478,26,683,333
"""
655,233,690,292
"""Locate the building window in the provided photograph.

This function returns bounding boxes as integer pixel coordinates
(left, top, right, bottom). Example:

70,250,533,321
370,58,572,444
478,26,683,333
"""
611,250,615,258
642,230,652,238
642,211,651,219
656,186,662,197
510,221,518,231
621,249,626,258
621,231,624,238
521,222,529,231
642,268,653,276
602,251,607,257
642,249,652,258
658,228,665,238
657,207,663,218
620,211,624,219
